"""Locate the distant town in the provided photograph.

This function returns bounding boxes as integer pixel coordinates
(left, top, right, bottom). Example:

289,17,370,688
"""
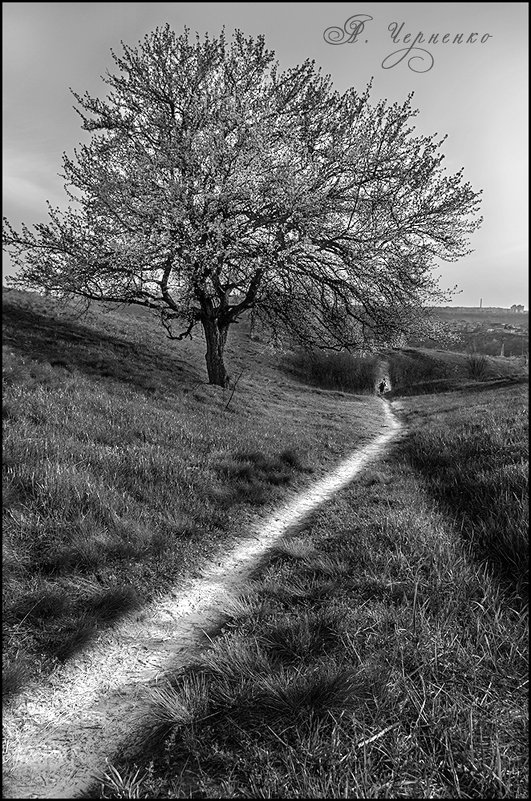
413,304,529,358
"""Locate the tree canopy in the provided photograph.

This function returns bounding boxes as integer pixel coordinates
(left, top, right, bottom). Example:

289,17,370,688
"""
3,25,483,386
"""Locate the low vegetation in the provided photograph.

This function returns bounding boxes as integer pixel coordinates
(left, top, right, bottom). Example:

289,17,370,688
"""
401,384,528,598
466,352,489,379
280,342,522,399
3,290,528,798
91,383,528,799
2,289,383,701
280,349,379,393
386,347,523,397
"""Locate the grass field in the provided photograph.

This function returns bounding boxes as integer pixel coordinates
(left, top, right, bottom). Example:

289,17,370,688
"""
3,289,384,701
2,289,528,798
90,382,528,799
400,385,528,598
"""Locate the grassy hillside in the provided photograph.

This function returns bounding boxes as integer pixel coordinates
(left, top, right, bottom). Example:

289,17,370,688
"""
91,381,528,799
3,289,528,798
280,341,525,398
400,384,528,596
2,289,384,701
385,346,525,395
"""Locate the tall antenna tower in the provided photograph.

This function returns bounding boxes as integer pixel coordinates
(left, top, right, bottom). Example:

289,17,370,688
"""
479,297,483,308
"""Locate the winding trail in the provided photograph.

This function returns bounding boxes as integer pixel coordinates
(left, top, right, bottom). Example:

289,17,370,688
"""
3,400,402,799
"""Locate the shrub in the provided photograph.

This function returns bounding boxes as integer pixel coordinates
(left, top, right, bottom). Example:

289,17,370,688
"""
282,350,378,393
466,353,488,379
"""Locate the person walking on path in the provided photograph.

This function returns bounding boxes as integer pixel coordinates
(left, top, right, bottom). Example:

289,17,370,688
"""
378,379,387,395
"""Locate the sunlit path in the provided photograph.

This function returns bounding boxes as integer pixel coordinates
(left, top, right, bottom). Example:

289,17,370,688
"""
3,402,401,799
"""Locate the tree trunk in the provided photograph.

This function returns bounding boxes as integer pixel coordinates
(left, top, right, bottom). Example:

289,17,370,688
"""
202,317,230,387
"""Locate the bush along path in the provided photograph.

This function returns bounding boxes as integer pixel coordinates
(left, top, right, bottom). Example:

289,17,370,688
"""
2,401,401,800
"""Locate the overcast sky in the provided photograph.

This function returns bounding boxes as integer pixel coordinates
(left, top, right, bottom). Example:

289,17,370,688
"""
2,2,528,307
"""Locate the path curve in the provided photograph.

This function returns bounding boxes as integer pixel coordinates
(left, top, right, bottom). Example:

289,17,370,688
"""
3,400,401,799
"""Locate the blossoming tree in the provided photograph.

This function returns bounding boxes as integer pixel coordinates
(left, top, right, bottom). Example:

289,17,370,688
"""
3,26,482,386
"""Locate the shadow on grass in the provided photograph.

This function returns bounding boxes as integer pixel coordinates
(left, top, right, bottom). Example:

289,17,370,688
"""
87,648,390,799
6,585,140,675
210,449,313,508
2,301,201,396
279,350,378,394
399,401,528,600
387,375,527,399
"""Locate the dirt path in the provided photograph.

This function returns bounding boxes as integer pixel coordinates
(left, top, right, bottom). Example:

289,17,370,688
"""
3,400,402,799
